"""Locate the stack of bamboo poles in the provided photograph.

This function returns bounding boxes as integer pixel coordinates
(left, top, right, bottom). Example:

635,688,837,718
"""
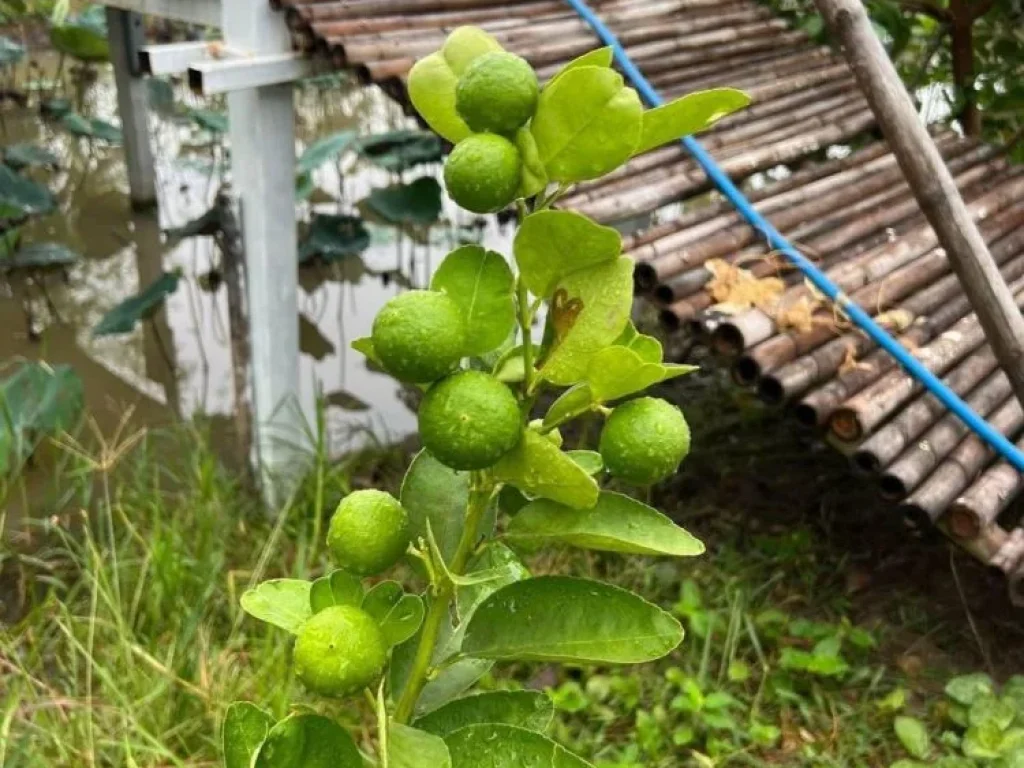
270,0,1024,602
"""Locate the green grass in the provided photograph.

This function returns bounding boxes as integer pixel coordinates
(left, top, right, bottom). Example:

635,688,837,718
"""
1,376,1022,767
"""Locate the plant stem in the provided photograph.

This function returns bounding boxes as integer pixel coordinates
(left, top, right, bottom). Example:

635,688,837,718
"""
517,277,536,400
392,479,492,723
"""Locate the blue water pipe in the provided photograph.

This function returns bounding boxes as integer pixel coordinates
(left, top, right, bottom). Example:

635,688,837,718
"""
562,0,1024,472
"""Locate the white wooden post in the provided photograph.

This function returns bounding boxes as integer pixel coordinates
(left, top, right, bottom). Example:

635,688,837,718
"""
222,0,313,496
106,7,157,209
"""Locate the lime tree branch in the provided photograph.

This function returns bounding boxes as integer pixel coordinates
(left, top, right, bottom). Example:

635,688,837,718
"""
392,479,493,723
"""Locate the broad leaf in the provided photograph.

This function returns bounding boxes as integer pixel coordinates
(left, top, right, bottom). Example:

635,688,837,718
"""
296,130,357,175
0,165,55,215
360,177,442,226
542,384,594,430
530,66,643,182
567,450,603,476
547,47,614,88
401,450,471,564
61,112,121,144
93,272,180,336
255,714,361,768
506,491,703,557
299,214,369,264
513,210,621,297
223,702,273,768
0,36,25,67
309,570,363,614
515,128,548,199
239,579,312,634
351,336,384,368
4,143,59,171
415,691,554,737
445,724,593,768
362,581,425,647
390,723,452,768
539,257,634,385
493,430,598,510
408,28,502,143
431,245,515,356
50,10,109,62
635,88,750,155
2,243,80,271
463,576,683,663
586,346,697,403
456,542,530,622
355,130,443,172
894,717,931,760
0,362,83,475
189,108,228,134
946,674,996,706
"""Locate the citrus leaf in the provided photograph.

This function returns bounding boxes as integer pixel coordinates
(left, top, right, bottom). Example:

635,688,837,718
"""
894,717,931,760
401,450,471,564
513,210,621,297
362,582,425,647
493,430,598,510
93,272,180,336
530,66,643,183
515,127,547,199
431,246,515,356
567,450,603,476
0,164,55,215
296,130,357,175
223,702,273,768
390,722,451,768
309,570,363,614
635,88,750,155
463,576,683,664
542,384,594,430
416,691,554,738
445,723,593,768
506,491,703,557
539,256,634,386
0,362,83,475
254,714,361,768
456,542,530,622
351,336,383,367
587,346,664,403
547,47,614,89
239,579,312,634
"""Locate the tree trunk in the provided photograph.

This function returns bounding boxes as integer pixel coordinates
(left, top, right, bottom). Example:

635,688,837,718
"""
949,0,981,136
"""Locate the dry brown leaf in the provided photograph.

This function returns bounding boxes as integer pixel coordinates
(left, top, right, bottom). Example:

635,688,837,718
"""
775,296,821,334
705,258,784,311
838,343,872,375
876,309,914,332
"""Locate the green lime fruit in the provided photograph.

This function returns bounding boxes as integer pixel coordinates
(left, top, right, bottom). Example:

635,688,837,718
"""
294,605,387,698
419,370,522,470
327,489,410,576
372,290,467,383
456,51,539,135
444,133,521,214
599,397,690,486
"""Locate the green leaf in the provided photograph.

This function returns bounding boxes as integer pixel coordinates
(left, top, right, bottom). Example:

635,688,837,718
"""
390,722,451,768
255,714,361,768
223,702,273,768
299,214,369,264
0,164,55,215
0,362,83,475
963,721,1004,760
431,246,515,356
309,570,363,614
351,336,383,368
355,129,443,173
515,128,548,199
0,36,25,67
239,579,312,634
362,582,425,647
93,272,180,336
463,576,683,664
635,88,750,155
188,108,228,134
4,143,59,171
2,242,80,272
530,66,643,183
505,491,704,557
50,10,108,62
513,210,621,298
567,450,603,476
894,717,931,760
542,385,595,430
415,691,554,738
401,450,471,564
296,130,357,175
60,112,121,144
946,674,996,706
493,430,598,510
587,346,665,403
360,177,442,227
445,723,594,768
539,257,634,386
408,28,502,143
456,542,530,622
970,696,1016,730
547,47,614,88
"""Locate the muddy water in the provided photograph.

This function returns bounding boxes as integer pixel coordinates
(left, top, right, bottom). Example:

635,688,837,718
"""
0,65,516,462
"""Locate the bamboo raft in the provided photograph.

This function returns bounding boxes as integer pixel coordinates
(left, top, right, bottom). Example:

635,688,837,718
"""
271,0,1024,604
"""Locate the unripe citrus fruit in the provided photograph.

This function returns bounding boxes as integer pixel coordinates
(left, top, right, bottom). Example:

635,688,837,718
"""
444,133,521,214
456,52,539,135
294,605,387,698
327,489,410,576
599,397,690,486
372,290,467,383
419,370,521,470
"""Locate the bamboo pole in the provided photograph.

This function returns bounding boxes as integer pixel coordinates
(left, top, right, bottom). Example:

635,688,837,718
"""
945,443,1024,539
815,0,1024,418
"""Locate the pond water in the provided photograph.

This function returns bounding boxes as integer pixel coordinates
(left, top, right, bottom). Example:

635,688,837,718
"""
0,62,517,459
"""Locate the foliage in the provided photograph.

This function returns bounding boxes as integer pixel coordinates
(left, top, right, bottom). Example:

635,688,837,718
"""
227,27,749,767
92,271,181,336
0,361,82,474
49,4,109,62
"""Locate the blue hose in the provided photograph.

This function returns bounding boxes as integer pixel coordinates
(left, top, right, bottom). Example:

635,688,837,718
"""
563,0,1024,472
